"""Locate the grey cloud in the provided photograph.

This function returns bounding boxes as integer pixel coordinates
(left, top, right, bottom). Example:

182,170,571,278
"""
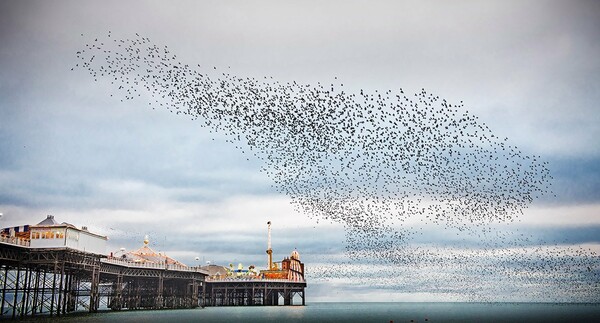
2,0,600,302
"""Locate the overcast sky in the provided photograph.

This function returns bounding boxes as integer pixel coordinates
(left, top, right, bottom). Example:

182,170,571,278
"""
1,0,599,302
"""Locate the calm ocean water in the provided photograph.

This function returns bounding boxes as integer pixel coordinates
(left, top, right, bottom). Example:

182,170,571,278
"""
19,302,600,323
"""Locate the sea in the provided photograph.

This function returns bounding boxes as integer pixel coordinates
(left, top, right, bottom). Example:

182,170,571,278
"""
18,302,600,323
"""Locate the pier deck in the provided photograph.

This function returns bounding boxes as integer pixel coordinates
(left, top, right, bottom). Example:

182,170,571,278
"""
203,278,306,306
0,239,307,319
0,240,207,319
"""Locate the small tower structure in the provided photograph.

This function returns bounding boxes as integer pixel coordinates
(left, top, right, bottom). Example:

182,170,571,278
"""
266,221,273,270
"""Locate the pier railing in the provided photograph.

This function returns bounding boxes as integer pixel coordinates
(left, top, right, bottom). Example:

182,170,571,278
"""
0,235,30,247
206,277,305,283
102,257,208,273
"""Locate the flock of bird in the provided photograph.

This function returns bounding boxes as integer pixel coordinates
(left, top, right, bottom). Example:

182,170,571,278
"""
74,32,598,302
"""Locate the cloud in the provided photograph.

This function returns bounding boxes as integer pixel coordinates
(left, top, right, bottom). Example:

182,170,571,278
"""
520,203,600,226
1,0,600,302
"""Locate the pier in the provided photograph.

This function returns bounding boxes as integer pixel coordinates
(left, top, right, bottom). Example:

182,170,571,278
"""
0,217,307,319
203,278,306,306
200,221,306,307
0,239,207,319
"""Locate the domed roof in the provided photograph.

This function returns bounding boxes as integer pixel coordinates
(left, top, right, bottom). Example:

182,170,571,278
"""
290,249,300,260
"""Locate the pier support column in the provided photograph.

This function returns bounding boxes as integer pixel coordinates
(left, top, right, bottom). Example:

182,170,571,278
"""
268,290,279,306
284,285,291,305
67,274,77,312
191,279,198,308
0,266,8,316
20,266,31,318
12,264,21,319
156,275,164,309
50,263,57,317
38,270,48,314
111,274,123,310
202,281,206,307
56,261,65,316
31,269,40,316
89,262,100,313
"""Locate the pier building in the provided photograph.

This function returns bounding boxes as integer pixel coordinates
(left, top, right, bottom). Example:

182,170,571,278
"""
201,221,306,306
29,215,108,255
0,216,306,319
0,215,207,319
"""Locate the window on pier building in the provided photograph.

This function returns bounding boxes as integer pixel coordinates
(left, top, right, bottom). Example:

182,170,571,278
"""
38,230,64,239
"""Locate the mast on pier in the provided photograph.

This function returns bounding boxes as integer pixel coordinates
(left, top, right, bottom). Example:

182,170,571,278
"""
266,221,273,270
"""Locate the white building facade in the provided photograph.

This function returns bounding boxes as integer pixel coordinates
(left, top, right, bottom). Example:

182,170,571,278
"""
29,215,107,255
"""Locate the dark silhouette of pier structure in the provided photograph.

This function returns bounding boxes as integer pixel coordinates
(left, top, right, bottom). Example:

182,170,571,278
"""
200,221,306,307
0,219,306,319
203,278,306,306
0,239,207,319
0,242,307,319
